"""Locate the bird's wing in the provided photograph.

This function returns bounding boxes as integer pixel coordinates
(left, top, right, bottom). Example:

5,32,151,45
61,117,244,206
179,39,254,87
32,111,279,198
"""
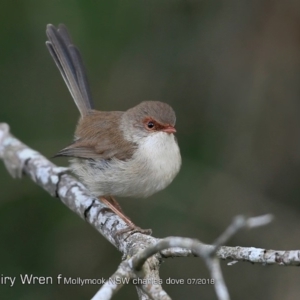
54,111,137,161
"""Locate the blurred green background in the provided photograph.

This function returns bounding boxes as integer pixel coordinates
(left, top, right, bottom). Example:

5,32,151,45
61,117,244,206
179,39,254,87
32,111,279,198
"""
1,0,300,299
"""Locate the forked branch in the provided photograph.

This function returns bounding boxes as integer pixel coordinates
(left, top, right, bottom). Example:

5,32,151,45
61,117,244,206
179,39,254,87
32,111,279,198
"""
0,122,298,300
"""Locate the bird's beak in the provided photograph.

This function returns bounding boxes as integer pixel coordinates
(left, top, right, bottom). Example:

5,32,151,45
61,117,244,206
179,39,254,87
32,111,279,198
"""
162,125,176,134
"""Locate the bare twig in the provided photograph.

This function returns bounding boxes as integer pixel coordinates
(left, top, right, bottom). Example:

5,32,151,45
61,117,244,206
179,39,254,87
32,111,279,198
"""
132,237,230,300
217,247,300,266
92,256,171,300
131,215,273,300
205,258,229,300
133,237,211,271
1,122,296,300
212,214,273,251
91,261,132,300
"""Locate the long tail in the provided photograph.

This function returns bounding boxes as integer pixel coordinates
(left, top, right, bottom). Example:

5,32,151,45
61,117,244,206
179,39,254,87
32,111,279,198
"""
46,24,94,117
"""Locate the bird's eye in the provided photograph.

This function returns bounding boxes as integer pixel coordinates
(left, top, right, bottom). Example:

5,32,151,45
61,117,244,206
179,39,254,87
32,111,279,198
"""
147,121,155,129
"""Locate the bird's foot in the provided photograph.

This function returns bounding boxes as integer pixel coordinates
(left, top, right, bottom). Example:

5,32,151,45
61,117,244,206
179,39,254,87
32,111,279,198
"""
99,196,152,236
117,225,152,237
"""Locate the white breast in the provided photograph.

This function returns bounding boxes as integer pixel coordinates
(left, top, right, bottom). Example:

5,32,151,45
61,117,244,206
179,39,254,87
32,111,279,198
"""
131,132,181,196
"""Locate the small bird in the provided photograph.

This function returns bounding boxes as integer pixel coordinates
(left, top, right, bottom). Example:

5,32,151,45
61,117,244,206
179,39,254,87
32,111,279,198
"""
45,24,181,231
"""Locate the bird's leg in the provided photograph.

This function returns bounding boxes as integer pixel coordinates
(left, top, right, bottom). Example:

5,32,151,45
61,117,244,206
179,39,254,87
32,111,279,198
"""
99,196,152,235
104,196,125,214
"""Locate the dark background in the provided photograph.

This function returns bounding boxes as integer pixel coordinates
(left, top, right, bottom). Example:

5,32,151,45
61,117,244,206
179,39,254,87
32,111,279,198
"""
1,0,300,299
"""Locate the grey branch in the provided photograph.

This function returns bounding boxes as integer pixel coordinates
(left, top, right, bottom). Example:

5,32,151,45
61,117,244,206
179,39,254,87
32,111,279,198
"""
212,214,273,251
131,214,272,300
0,122,299,300
217,247,300,266
91,261,132,300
